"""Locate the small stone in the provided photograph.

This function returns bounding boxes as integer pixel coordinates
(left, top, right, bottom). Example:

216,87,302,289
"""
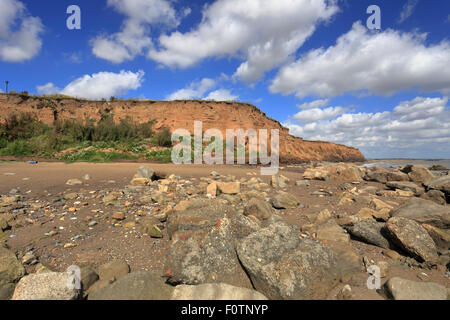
206,182,218,197
149,225,163,238
137,166,156,180
66,179,82,186
295,180,310,187
102,195,117,204
21,252,36,265
112,212,125,221
337,284,352,300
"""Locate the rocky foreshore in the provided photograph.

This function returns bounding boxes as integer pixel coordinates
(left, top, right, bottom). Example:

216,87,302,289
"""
0,162,449,300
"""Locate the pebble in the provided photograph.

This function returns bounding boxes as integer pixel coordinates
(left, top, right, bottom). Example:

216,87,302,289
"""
88,221,98,227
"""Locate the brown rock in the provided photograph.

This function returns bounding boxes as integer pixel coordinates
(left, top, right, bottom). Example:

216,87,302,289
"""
216,182,240,195
386,217,439,265
402,165,434,183
243,198,273,221
98,260,130,282
112,212,125,221
422,224,450,250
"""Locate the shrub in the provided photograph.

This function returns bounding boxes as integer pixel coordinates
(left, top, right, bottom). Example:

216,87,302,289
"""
0,113,49,141
154,127,172,147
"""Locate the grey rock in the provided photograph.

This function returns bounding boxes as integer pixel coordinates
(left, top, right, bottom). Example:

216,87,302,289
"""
384,277,447,300
270,192,299,209
88,271,173,300
236,222,343,300
271,175,289,188
80,266,99,292
167,199,235,238
390,198,450,229
0,283,15,300
295,180,310,187
12,272,80,300
341,217,391,249
137,166,156,180
401,165,435,183
164,214,259,289
421,190,447,205
171,283,268,300
424,175,450,196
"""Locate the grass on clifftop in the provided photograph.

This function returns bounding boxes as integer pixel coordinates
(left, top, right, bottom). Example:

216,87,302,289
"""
0,112,173,163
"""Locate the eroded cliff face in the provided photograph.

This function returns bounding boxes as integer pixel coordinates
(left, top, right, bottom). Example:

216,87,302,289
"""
0,94,365,163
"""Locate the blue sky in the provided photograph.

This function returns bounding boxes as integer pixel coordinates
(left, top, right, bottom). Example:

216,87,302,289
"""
1,0,449,159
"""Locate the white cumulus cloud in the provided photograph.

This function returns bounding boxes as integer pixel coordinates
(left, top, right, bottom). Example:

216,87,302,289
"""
297,99,330,110
285,96,450,158
270,21,450,98
166,77,238,101
293,106,346,124
148,0,338,83
37,70,145,100
0,0,44,62
91,0,179,63
205,89,238,101
166,78,216,100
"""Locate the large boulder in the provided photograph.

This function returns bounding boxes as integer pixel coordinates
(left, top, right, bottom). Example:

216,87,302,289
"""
167,199,235,238
12,272,80,300
385,181,424,196
364,166,390,183
303,167,330,181
304,163,363,182
386,171,410,182
0,246,25,300
401,165,434,183
164,214,259,289
88,271,173,300
340,217,391,249
171,283,268,300
385,217,439,265
390,198,450,229
422,224,450,250
421,190,447,205
236,222,345,300
270,192,299,209
424,175,450,196
384,277,448,300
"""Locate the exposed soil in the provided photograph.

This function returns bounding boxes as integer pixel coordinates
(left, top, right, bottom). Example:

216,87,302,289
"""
0,93,365,163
